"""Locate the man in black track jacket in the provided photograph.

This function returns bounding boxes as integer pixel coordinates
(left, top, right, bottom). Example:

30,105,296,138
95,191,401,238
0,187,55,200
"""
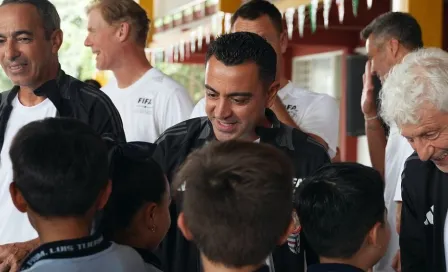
399,153,448,271
380,47,448,272
0,0,125,270
153,32,330,272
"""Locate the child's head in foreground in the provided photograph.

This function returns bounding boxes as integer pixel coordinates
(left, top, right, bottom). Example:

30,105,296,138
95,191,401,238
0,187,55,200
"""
9,118,110,232
294,163,390,271
103,143,171,252
175,140,295,271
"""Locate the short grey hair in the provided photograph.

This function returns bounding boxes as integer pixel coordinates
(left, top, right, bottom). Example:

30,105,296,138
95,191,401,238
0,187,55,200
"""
360,12,423,50
380,48,448,127
1,0,60,39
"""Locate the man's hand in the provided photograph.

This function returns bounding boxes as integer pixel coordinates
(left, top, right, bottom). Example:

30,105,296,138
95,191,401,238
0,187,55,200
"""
361,60,377,118
396,202,402,234
392,250,401,272
0,239,39,272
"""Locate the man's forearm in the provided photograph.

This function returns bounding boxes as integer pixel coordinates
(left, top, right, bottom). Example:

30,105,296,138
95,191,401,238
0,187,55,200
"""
396,202,402,234
365,117,386,179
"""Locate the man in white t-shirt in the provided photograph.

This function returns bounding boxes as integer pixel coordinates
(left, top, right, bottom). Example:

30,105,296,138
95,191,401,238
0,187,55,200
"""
0,0,125,270
359,12,422,272
85,0,193,143
190,0,339,158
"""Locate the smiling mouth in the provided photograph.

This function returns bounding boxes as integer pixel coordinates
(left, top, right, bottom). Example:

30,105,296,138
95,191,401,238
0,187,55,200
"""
432,152,448,162
9,64,27,72
215,120,238,132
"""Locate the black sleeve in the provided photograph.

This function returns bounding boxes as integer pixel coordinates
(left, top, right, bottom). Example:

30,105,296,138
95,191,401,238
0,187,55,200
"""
152,131,176,177
152,137,170,176
89,96,126,143
400,163,426,272
152,119,194,180
308,142,331,175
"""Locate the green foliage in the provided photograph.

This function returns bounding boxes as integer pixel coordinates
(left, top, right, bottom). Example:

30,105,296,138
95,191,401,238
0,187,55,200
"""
0,70,12,92
55,0,96,80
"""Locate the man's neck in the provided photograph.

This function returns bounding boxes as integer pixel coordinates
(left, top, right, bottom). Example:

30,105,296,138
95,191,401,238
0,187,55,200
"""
244,115,271,141
201,256,263,272
33,216,92,245
112,49,152,89
319,256,370,271
18,90,46,107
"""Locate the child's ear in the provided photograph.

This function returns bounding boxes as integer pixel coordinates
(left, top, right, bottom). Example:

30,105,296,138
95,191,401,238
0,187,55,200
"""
98,180,112,210
144,203,157,229
367,221,389,248
177,212,193,241
9,182,28,213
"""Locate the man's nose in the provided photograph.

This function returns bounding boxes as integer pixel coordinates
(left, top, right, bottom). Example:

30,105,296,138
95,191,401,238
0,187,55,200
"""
214,99,232,119
84,35,92,47
413,139,435,161
4,40,20,61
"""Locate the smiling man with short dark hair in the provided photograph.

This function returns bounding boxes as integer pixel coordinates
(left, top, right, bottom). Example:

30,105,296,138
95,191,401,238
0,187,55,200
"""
153,31,330,272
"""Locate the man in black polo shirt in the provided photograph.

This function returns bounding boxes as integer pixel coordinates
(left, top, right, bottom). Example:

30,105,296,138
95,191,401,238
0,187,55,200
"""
0,0,125,270
153,32,330,272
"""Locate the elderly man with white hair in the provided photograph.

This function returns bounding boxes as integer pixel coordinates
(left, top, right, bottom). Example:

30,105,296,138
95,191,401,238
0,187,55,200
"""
380,47,448,272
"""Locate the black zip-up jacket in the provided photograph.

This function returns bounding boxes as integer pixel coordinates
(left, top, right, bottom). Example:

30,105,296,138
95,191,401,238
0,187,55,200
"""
152,109,331,272
400,152,448,272
0,69,126,155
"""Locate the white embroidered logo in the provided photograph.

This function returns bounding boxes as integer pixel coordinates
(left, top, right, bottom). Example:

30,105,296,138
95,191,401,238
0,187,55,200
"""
177,181,186,192
424,205,434,225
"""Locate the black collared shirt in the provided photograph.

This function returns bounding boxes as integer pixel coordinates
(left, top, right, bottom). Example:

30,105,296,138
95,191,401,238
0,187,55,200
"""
0,68,126,156
152,109,330,272
400,152,448,271
308,263,365,272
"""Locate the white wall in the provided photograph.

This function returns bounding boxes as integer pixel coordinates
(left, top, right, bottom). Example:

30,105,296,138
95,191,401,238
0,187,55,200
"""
357,136,372,166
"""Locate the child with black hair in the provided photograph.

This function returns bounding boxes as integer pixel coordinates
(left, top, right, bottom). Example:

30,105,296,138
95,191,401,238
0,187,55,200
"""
294,163,390,272
102,143,171,272
9,118,146,272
